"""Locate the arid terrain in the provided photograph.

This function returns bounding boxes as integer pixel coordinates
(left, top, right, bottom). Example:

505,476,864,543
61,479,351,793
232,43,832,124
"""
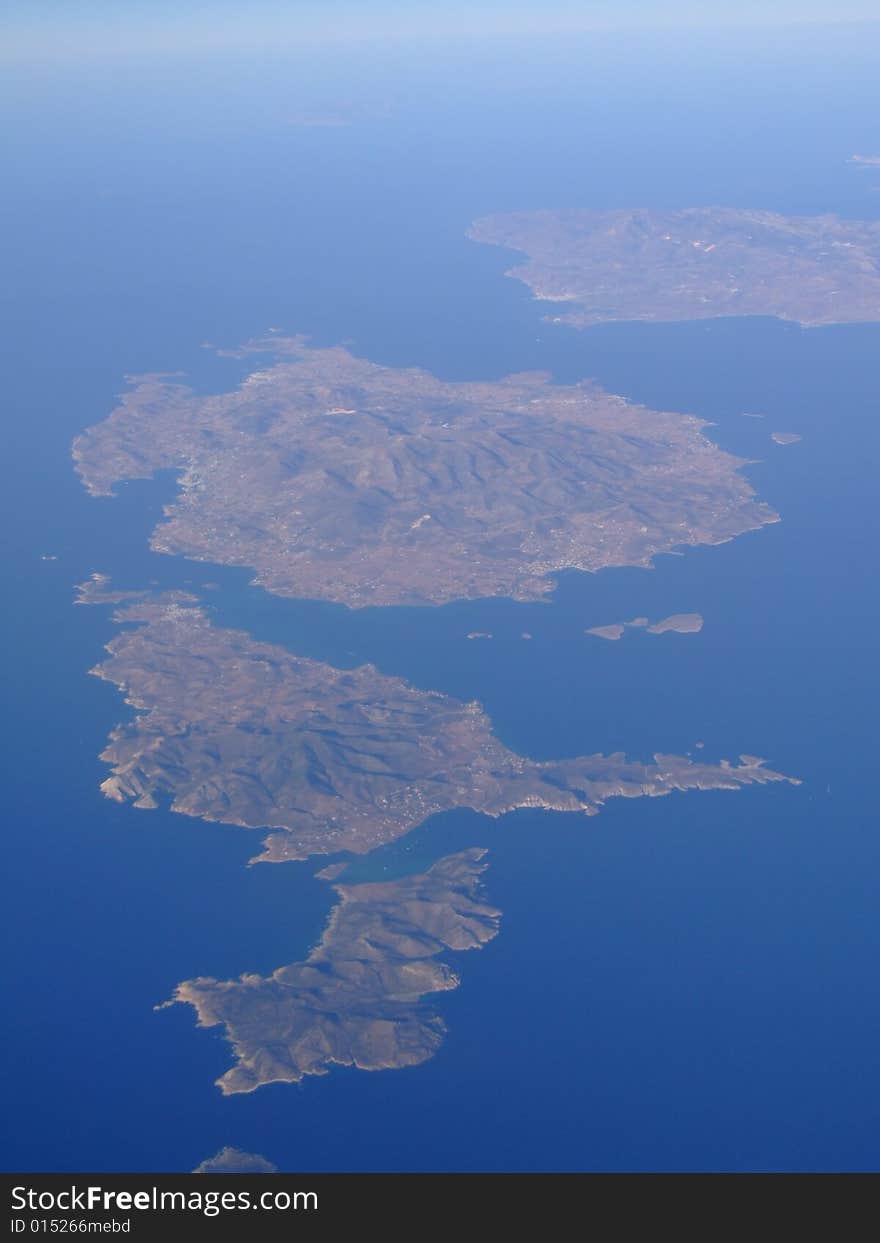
73,338,777,607
80,578,797,863
164,849,501,1093
468,207,880,328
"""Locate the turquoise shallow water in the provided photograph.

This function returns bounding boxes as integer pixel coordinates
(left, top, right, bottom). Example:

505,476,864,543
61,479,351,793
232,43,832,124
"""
2,31,880,1171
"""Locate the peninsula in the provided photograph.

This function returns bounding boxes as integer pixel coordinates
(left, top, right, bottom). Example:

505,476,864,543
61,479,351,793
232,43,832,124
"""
468,208,880,329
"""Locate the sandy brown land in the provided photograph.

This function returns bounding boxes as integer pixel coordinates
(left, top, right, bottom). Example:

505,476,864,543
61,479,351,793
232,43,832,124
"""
81,581,797,864
163,849,501,1093
468,207,880,329
73,338,777,608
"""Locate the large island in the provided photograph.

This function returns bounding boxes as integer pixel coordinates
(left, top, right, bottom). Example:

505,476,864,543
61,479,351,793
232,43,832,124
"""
73,339,777,607
80,578,797,863
163,849,501,1094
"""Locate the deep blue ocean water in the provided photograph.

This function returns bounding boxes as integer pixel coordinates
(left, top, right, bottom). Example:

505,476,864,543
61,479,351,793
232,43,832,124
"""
2,28,880,1171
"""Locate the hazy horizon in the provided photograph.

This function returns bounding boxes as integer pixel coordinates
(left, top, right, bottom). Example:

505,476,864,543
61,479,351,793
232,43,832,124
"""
5,0,880,64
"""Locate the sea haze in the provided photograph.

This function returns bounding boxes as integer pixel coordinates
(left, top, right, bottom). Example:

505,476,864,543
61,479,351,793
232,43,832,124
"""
2,27,879,1171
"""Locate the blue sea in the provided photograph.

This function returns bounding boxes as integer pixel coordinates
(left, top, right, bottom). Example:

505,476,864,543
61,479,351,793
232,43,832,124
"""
2,26,880,1171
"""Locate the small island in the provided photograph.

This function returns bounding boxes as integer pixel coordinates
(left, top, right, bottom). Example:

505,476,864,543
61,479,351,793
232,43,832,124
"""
586,612,704,639
771,432,802,445
163,849,501,1094
468,207,880,329
194,1148,278,1174
73,338,777,608
647,612,704,634
80,579,796,863
585,623,625,641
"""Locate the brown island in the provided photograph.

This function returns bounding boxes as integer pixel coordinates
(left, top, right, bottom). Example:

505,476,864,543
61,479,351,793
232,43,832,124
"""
80,578,797,864
73,338,777,608
467,207,880,329
163,848,501,1094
